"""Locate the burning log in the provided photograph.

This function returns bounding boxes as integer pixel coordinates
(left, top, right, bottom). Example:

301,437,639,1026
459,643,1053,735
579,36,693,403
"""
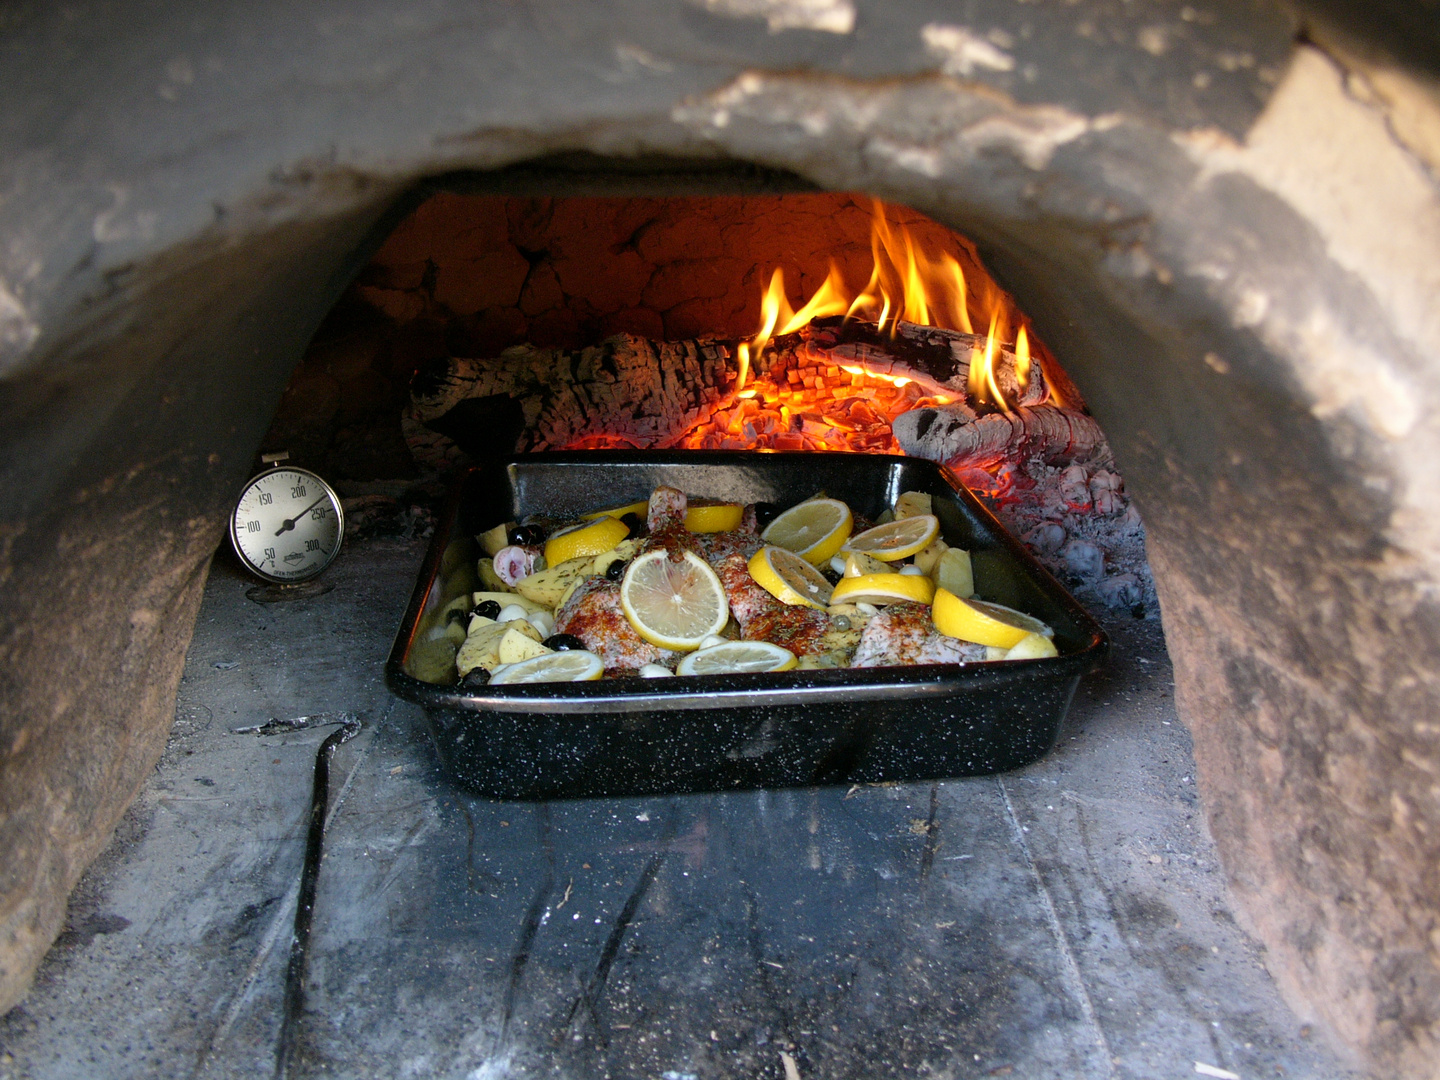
402,318,1102,473
892,403,1107,472
770,318,1051,411
404,335,737,467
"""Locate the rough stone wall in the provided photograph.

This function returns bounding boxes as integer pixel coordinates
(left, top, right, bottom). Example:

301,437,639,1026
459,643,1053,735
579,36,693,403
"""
352,192,985,346
1152,46,1440,1071
357,193,961,351
1,2,1438,1076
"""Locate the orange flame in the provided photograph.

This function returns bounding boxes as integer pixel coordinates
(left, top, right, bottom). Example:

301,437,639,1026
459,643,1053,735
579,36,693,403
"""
741,263,852,387
1015,324,1031,389
844,203,975,336
741,199,1038,409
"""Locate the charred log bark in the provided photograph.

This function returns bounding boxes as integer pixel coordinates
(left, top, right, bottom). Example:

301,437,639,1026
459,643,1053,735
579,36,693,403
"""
405,334,738,468
893,404,1107,471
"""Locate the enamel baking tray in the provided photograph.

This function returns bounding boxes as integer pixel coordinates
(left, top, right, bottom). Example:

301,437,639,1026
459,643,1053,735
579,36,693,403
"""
386,451,1107,800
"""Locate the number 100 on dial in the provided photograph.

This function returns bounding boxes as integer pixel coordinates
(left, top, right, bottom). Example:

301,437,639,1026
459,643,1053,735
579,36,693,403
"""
229,467,345,583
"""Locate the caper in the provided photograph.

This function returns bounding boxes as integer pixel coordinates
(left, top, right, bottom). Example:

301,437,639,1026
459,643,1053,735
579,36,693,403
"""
832,615,851,631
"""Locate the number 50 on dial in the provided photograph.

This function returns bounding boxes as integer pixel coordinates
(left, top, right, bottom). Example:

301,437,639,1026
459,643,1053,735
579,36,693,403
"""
229,467,345,583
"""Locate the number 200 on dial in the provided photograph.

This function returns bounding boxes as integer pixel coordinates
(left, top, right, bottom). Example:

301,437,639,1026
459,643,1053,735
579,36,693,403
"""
229,468,345,583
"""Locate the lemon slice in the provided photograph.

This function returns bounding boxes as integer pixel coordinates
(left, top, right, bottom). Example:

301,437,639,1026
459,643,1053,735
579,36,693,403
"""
685,501,744,534
748,546,833,610
932,589,1053,649
544,516,631,566
488,649,605,684
620,549,730,651
830,573,935,607
676,640,798,676
760,498,853,566
840,514,940,562
580,500,649,521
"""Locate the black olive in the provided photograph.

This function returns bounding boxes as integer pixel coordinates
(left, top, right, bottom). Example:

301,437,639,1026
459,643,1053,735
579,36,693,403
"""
620,512,646,539
470,600,502,620
458,669,491,690
543,634,586,652
507,524,545,547
445,608,469,627
820,566,842,585
605,558,626,581
752,501,779,529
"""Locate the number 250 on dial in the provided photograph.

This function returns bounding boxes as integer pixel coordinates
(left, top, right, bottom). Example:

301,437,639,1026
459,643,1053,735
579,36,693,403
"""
229,467,345,583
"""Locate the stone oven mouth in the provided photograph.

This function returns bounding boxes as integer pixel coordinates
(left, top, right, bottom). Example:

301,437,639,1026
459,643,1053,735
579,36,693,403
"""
1,4,1436,1072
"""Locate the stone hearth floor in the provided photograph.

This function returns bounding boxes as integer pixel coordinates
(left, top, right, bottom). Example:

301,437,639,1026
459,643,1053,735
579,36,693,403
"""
0,537,1360,1080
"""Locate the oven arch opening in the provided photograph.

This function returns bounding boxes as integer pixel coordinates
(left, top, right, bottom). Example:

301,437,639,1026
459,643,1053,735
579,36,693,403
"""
0,11,1436,1074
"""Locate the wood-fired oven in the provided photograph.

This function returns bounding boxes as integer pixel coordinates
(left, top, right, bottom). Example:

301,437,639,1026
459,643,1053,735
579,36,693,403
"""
1,2,1437,1076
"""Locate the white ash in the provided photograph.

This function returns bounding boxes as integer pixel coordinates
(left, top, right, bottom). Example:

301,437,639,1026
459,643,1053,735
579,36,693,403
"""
975,456,1159,619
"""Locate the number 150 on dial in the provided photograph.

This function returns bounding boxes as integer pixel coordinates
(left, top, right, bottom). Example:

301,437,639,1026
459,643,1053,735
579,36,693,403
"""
229,467,345,583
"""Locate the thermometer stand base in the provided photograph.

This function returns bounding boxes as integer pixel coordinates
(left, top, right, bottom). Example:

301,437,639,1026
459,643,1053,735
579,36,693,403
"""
246,580,336,605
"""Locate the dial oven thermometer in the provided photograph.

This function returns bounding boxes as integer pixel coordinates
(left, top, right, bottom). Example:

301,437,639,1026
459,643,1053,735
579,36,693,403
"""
229,452,345,591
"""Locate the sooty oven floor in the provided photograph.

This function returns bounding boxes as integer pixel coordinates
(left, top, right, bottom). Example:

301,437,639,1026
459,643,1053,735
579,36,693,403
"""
0,537,1357,1080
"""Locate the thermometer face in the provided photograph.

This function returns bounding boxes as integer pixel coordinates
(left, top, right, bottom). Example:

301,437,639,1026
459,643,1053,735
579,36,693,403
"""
229,468,345,583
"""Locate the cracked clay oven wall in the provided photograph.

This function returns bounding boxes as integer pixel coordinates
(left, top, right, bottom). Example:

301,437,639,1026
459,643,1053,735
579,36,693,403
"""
1,2,1439,1076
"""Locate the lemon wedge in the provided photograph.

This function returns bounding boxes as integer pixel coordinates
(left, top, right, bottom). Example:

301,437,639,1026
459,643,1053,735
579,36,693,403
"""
760,497,853,566
620,549,730,651
543,516,631,567
843,551,894,578
676,640,798,676
829,572,936,607
685,501,744,534
934,547,974,598
748,546,834,610
840,514,940,562
1003,632,1059,660
932,589,1053,649
488,649,605,684
580,500,649,521
893,491,933,519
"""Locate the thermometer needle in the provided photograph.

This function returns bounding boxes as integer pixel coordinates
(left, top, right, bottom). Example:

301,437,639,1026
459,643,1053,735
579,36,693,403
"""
276,495,329,536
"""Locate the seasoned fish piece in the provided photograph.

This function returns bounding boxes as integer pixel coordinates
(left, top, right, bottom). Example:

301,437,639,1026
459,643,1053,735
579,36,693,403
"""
713,552,782,629
639,485,704,564
647,485,687,532
554,576,676,673
746,605,847,658
713,551,859,660
852,602,986,667
694,526,763,567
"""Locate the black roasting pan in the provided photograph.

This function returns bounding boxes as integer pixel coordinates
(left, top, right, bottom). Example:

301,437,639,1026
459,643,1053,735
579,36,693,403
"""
386,451,1107,800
